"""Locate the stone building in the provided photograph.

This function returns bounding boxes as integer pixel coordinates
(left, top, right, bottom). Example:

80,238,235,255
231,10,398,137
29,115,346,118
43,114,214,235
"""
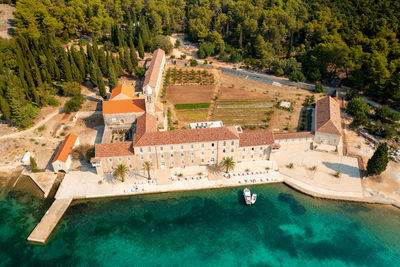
314,96,342,146
92,110,276,174
102,98,146,127
52,134,79,173
143,48,165,99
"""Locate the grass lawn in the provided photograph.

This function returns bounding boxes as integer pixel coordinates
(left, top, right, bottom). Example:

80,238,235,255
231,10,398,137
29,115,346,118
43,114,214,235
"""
175,103,211,109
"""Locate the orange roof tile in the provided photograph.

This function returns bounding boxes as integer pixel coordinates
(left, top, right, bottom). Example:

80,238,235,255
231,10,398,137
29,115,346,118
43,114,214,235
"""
315,96,342,135
135,113,157,139
239,130,274,147
52,134,78,163
95,142,134,158
109,84,137,100
273,132,314,140
103,99,146,114
134,127,239,147
143,48,165,90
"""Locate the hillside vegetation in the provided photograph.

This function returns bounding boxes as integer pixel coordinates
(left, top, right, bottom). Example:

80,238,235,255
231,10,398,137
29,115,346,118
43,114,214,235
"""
1,0,400,127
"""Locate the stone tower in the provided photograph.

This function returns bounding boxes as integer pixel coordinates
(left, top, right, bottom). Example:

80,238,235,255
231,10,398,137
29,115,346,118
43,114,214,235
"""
144,85,155,116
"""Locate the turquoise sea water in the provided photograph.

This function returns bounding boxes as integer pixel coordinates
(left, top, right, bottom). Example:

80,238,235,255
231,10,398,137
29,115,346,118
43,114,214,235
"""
1,184,400,267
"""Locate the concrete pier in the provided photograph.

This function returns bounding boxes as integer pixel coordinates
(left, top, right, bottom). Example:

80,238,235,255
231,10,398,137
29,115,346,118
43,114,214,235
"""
27,198,72,245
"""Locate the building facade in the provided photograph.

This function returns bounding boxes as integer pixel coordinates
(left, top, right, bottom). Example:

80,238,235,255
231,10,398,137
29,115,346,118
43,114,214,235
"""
314,96,342,146
143,48,165,99
52,134,79,173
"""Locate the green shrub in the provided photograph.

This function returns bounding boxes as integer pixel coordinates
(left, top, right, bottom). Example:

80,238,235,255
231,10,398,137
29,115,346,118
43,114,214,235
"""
315,84,324,93
38,125,46,132
289,71,306,82
30,156,37,170
174,103,211,109
47,97,61,107
64,95,85,113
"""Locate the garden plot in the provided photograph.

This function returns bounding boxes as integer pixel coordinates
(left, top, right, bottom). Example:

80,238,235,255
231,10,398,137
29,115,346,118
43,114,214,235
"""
175,109,209,123
165,85,215,105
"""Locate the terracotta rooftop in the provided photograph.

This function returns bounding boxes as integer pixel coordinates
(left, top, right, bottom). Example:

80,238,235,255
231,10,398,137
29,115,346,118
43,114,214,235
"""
109,84,137,100
95,142,134,158
143,48,165,90
134,126,239,147
239,130,274,147
273,131,314,140
135,113,157,139
315,96,342,135
52,134,78,163
103,99,145,114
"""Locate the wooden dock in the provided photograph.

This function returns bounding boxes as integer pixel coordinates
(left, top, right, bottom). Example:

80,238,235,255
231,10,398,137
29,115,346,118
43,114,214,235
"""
27,198,72,245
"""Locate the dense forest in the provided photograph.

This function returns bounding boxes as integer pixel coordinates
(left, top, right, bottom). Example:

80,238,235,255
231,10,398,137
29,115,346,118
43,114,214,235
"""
1,0,400,128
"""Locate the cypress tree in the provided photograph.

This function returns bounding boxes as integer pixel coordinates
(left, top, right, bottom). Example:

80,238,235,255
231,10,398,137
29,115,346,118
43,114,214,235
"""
92,40,99,61
79,44,88,78
138,34,145,59
89,62,99,87
61,49,73,82
70,55,82,82
98,76,107,99
113,55,124,77
0,96,11,121
367,143,389,175
123,47,133,74
71,46,85,78
129,39,138,67
107,63,118,91
98,50,107,75
86,43,95,64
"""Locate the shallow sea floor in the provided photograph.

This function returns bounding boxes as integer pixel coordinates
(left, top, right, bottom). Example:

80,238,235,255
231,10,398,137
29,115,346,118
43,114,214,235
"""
1,184,400,266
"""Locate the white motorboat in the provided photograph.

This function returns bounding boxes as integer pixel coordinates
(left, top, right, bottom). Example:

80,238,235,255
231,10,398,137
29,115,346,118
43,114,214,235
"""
251,193,257,204
243,188,251,205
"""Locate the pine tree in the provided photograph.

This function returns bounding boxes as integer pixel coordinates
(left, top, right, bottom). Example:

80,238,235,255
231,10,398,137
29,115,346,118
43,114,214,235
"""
367,143,389,175
138,34,145,59
129,39,138,67
123,46,133,74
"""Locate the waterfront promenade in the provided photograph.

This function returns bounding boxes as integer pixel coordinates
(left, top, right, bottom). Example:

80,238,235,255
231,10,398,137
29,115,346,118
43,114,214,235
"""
27,142,400,244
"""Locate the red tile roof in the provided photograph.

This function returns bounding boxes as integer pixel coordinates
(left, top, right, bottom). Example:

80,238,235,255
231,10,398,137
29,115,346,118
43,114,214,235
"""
143,48,165,90
52,134,78,163
95,142,134,158
239,130,274,147
315,96,342,135
135,113,157,139
134,126,239,147
103,99,146,114
109,84,137,100
273,132,314,140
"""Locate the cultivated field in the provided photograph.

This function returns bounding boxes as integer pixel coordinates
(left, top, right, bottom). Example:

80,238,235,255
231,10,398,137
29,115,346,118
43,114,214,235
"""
175,109,209,123
165,85,215,104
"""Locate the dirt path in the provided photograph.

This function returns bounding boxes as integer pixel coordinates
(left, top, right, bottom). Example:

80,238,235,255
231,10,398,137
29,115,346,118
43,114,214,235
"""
0,4,15,40
0,108,62,140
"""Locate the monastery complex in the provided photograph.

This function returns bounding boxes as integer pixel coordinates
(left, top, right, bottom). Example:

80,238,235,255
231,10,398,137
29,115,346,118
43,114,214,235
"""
81,49,343,176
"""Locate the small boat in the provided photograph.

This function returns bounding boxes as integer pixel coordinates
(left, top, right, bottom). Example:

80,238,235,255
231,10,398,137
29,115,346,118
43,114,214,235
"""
243,188,251,205
251,193,257,204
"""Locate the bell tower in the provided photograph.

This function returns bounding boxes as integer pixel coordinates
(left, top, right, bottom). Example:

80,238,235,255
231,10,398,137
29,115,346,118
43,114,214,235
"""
144,85,155,116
